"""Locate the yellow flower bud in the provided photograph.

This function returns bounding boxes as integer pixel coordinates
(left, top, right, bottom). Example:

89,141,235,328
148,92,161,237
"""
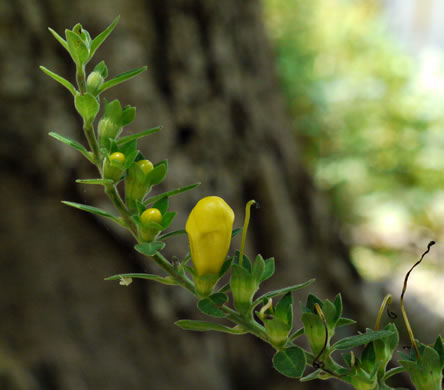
140,208,162,225
186,196,235,282
137,159,154,175
139,208,162,242
109,152,125,164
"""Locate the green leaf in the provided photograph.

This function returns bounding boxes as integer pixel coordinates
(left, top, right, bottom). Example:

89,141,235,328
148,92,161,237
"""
153,197,168,215
40,66,77,96
433,336,444,369
175,320,246,334
275,292,293,325
336,317,357,328
260,257,275,282
117,127,162,146
105,272,177,285
65,29,89,66
89,15,120,59
253,279,316,307
144,183,200,205
197,294,227,318
123,150,139,170
76,178,114,185
74,93,100,124
48,132,92,161
99,66,148,93
121,106,136,126
333,329,395,350
48,27,69,51
61,201,119,222
219,257,233,277
158,229,186,240
272,346,306,378
134,241,166,256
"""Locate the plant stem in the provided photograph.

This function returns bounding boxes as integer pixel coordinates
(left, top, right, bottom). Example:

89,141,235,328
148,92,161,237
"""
76,65,87,94
104,183,138,239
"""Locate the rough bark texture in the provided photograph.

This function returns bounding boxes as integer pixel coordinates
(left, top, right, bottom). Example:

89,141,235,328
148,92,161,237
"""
0,1,385,389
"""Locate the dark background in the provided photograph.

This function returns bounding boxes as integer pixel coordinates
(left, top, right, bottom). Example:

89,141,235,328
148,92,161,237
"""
1,1,437,389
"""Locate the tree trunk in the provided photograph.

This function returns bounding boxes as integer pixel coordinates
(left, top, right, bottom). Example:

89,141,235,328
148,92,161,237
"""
1,1,373,390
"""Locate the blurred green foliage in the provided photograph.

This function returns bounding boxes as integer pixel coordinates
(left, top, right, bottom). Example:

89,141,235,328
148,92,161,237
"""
264,0,444,281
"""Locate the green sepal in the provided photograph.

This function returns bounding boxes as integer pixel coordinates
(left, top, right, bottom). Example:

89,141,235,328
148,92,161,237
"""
289,327,305,342
48,27,69,51
259,257,275,282
119,139,137,156
40,66,76,96
160,212,176,230
121,106,136,126
433,335,444,369
61,200,121,224
98,66,148,94
147,160,168,186
144,183,200,205
360,341,376,374
300,369,324,382
252,279,315,308
65,29,89,66
134,241,166,256
272,346,306,378
175,320,246,335
123,150,139,170
76,178,114,185
158,229,186,240
230,263,256,314
117,126,162,146
302,293,324,313
333,329,395,351
399,344,443,390
152,197,168,215
48,131,93,162
104,272,177,286
89,15,120,60
93,60,108,78
301,312,327,356
218,257,233,278
197,293,228,318
264,293,293,348
251,254,265,284
75,92,99,125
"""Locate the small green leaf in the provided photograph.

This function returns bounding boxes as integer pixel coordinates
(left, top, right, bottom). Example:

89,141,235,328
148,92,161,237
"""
105,272,177,285
76,178,114,185
99,66,148,93
175,320,246,334
48,132,92,161
231,228,242,238
153,197,168,215
144,183,200,205
197,293,226,318
74,93,100,124
66,29,89,66
253,279,316,307
336,317,357,328
117,127,162,146
62,201,119,222
218,257,233,277
259,258,275,282
121,106,136,126
48,27,69,51
272,346,306,378
134,241,166,256
40,66,77,96
158,229,186,240
333,329,395,351
123,150,139,170
89,15,120,59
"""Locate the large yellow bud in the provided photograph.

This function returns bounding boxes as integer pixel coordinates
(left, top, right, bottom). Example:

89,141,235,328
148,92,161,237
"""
186,196,235,295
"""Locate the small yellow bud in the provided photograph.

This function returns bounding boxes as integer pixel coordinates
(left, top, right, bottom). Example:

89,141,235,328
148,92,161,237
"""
186,196,234,277
109,152,125,164
137,160,154,175
140,208,162,225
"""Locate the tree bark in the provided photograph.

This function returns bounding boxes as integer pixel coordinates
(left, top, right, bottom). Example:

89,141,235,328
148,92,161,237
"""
0,1,375,390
